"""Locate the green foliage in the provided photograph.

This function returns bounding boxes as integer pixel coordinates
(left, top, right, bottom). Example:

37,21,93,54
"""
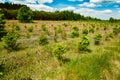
1,30,19,51
61,31,67,40
70,26,79,38
113,26,120,35
0,64,4,76
89,27,94,33
109,17,120,22
103,26,108,30
93,34,102,45
56,26,62,34
82,28,88,35
105,32,114,40
41,24,47,31
53,27,58,42
17,6,33,23
70,30,79,38
12,24,20,31
52,44,66,65
77,36,90,52
38,35,49,45
63,23,68,27
27,26,33,32
64,53,111,80
0,11,6,40
26,32,31,38
41,24,49,35
72,26,79,31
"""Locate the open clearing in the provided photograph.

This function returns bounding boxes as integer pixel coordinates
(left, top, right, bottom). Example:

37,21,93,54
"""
0,20,120,80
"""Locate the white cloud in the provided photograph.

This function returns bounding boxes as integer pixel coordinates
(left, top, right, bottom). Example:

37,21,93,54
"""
11,0,55,12
60,6,75,11
101,9,112,14
12,0,53,4
118,10,120,13
68,0,83,2
79,2,101,7
38,0,53,3
90,0,120,3
90,0,102,3
26,4,55,12
74,8,119,20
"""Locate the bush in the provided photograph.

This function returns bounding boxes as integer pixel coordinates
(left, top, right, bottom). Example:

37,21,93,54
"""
26,32,31,38
113,26,120,35
77,36,90,52
13,24,20,31
38,35,48,45
61,31,67,40
56,26,62,34
72,26,79,31
41,24,49,35
28,26,33,32
52,44,66,65
105,32,114,41
82,28,88,35
89,27,94,33
70,30,79,38
41,24,46,32
103,26,108,30
0,64,4,76
0,11,6,40
53,27,58,42
1,30,19,51
93,34,102,45
17,6,33,23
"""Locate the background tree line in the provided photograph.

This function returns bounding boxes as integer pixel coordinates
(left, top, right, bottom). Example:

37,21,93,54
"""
1,2,120,22
0,3,101,21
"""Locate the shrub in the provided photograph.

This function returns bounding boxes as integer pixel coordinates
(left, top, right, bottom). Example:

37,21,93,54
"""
93,34,102,45
61,31,67,40
53,27,58,42
70,30,79,38
92,24,95,28
1,30,19,51
41,24,49,35
17,6,33,23
82,28,88,35
0,11,6,40
105,32,114,41
63,23,68,27
0,64,4,76
89,27,94,33
96,26,99,30
41,24,47,32
103,26,108,30
28,26,33,32
72,26,79,31
13,24,20,31
113,26,120,35
52,44,66,65
77,36,90,52
38,35,48,45
26,32,31,38
56,26,62,34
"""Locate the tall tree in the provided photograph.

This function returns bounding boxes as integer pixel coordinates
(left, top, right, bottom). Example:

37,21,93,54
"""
17,6,33,23
0,10,6,40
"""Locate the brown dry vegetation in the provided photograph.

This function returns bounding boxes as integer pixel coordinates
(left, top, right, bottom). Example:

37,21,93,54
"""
0,20,120,80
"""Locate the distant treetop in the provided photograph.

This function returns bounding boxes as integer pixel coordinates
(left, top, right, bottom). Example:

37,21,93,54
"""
0,2,28,10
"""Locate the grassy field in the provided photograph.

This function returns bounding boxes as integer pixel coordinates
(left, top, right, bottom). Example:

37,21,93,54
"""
0,20,120,80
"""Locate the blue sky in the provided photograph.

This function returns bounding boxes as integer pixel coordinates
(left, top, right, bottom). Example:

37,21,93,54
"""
0,0,120,20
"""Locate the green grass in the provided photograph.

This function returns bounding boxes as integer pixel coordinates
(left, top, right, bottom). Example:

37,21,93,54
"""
62,37,120,80
0,21,120,80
